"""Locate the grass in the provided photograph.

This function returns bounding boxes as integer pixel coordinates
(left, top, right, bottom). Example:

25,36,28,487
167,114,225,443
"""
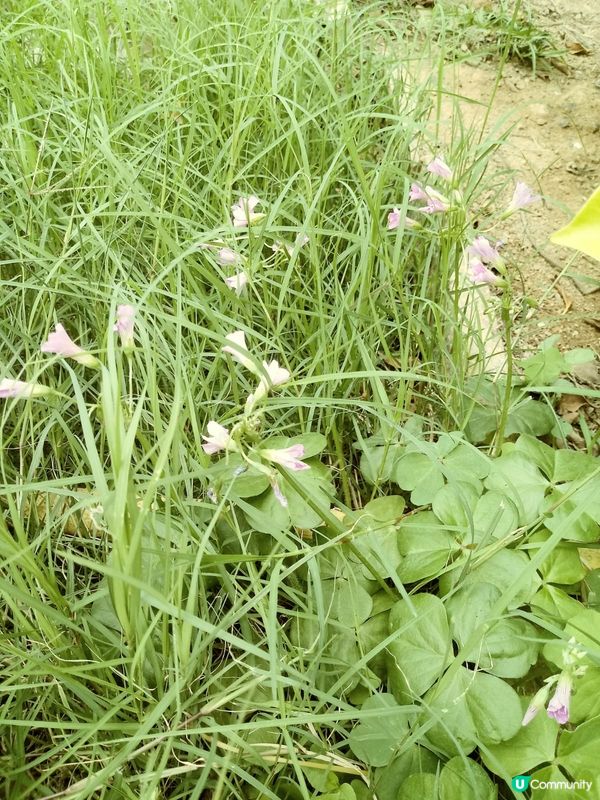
0,1,546,798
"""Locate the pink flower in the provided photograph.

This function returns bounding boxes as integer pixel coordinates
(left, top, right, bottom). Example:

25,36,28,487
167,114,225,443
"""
224,272,249,295
113,304,136,350
410,185,449,214
506,181,541,214
547,674,571,725
427,156,453,181
231,195,265,227
521,684,551,726
217,247,240,266
422,196,449,214
258,360,290,390
387,208,401,230
245,359,291,411
261,444,310,471
409,183,428,202
202,421,236,455
222,331,256,373
469,236,502,266
41,324,99,368
0,378,50,399
469,258,498,285
271,479,288,508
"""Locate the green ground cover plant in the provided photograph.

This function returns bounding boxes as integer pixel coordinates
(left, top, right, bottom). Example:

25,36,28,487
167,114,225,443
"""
1,1,599,798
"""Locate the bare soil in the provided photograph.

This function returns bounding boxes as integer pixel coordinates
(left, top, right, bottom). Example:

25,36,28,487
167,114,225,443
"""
434,0,600,359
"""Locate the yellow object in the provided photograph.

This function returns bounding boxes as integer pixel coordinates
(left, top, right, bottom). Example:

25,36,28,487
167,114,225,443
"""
550,186,600,263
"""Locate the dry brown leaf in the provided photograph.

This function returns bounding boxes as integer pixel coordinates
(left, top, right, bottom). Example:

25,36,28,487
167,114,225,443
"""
558,393,587,422
566,41,591,56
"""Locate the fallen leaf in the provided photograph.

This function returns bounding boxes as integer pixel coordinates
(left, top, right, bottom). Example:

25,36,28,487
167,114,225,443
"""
558,394,587,423
566,41,591,56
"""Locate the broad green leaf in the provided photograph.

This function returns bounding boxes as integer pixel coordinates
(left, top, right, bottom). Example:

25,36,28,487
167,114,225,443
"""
374,746,440,800
550,186,600,263
570,666,600,724
513,434,556,479
558,715,600,782
360,444,401,485
363,495,405,522
543,607,600,668
482,697,558,780
520,346,568,385
447,582,540,678
348,693,409,767
530,585,583,624
530,765,592,800
301,765,339,793
393,451,445,505
423,668,522,756
358,610,389,677
320,785,357,800
564,347,595,367
432,482,481,529
504,398,555,438
323,578,373,628
397,511,458,583
553,449,598,483
440,548,540,608
398,774,438,800
387,594,452,701
471,491,519,543
528,530,587,585
439,756,497,800
485,452,548,524
544,491,600,544
350,520,402,580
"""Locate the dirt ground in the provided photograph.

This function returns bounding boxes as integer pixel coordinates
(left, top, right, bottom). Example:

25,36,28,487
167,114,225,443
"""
430,0,600,362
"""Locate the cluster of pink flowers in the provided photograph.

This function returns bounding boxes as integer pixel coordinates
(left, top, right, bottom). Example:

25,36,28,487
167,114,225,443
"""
202,330,309,507
200,194,309,298
521,640,587,727
1,305,136,400
467,235,504,285
386,148,540,252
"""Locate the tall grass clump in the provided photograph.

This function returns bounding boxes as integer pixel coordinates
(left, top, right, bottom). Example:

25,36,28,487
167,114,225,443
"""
0,1,558,799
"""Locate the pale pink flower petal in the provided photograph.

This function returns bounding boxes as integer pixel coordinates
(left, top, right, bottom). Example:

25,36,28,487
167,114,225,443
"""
41,324,99,367
222,331,257,373
387,209,401,230
231,195,265,227
469,236,502,265
113,304,136,350
427,156,453,181
547,674,571,725
421,197,449,214
261,444,310,471
224,272,249,295
217,247,239,266
202,421,235,455
507,181,541,213
521,684,551,726
271,479,288,508
469,258,498,285
264,360,290,387
409,183,428,202
0,378,50,399
41,324,85,358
